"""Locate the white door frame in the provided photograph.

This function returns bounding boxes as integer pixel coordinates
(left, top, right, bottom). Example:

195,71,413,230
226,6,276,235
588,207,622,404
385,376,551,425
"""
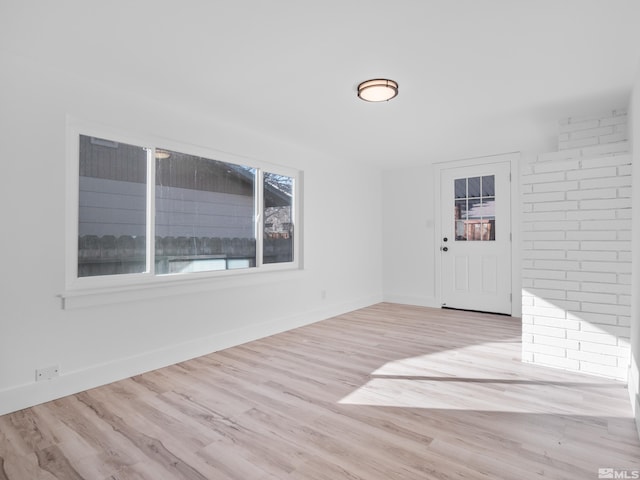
433,152,521,317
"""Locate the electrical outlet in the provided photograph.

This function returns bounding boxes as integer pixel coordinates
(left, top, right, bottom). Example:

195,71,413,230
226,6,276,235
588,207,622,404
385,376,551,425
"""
35,365,59,382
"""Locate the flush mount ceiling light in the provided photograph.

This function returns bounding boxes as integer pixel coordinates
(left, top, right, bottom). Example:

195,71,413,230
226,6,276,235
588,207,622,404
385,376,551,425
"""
357,78,398,102
155,149,171,160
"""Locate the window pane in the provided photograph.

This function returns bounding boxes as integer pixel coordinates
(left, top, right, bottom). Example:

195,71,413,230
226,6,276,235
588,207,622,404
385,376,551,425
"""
263,172,294,264
467,176,481,197
468,198,483,219
455,220,467,241
454,199,467,220
483,217,496,241
78,135,147,277
454,178,466,198
155,150,256,274
454,197,467,241
469,222,483,241
481,197,495,217
482,175,495,197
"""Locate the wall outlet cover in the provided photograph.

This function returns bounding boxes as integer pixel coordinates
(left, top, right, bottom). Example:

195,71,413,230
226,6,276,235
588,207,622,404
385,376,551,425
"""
36,365,60,382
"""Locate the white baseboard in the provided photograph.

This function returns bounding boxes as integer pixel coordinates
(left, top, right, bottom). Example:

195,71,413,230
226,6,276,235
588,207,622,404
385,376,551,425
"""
382,293,441,309
0,294,382,416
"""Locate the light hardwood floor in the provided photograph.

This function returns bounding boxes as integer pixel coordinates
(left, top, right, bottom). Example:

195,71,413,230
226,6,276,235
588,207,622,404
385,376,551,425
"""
1,303,639,479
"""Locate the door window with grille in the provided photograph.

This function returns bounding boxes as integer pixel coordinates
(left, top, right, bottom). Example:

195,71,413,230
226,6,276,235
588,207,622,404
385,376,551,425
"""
454,175,495,241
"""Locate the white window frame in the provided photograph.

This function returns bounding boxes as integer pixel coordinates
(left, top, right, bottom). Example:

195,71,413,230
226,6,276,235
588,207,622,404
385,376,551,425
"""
64,118,302,297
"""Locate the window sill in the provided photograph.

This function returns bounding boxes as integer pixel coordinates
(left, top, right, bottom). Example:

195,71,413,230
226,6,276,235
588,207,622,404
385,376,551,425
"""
59,267,304,310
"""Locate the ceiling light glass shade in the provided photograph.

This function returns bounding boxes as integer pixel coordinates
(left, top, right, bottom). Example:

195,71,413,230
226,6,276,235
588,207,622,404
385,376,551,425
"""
357,78,398,102
155,149,171,159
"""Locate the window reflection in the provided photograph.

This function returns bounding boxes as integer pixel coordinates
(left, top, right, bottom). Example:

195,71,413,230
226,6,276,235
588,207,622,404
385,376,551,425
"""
467,176,481,197
454,175,495,241
263,172,294,264
482,175,495,196
455,178,467,198
78,135,147,277
155,151,257,274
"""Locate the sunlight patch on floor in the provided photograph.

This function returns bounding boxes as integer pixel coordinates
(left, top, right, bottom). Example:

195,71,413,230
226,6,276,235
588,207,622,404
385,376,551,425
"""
339,341,630,417
370,340,520,379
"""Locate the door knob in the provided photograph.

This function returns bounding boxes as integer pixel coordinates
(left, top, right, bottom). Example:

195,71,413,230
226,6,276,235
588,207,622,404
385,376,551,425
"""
441,246,448,252
443,237,448,242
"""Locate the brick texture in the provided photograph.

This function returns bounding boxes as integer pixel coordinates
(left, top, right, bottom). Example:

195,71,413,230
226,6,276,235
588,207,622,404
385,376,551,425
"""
521,112,631,380
558,110,628,150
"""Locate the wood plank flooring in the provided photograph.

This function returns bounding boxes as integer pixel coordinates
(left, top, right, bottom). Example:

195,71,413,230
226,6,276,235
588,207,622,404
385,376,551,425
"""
1,303,639,479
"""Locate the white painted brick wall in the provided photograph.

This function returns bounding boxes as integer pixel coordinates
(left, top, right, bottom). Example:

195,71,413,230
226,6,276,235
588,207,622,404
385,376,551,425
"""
558,110,628,150
522,112,631,380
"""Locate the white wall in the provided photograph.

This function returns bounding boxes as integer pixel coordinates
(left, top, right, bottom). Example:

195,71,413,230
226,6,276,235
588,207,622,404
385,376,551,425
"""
630,64,640,437
521,116,632,380
0,52,383,415
381,167,438,307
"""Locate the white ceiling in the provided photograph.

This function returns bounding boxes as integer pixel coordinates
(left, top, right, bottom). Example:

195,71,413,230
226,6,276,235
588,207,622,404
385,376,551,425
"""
2,1,640,167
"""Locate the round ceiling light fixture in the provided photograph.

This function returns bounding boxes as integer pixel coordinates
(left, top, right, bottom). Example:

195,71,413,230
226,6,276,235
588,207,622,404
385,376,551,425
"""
357,78,398,102
155,149,171,160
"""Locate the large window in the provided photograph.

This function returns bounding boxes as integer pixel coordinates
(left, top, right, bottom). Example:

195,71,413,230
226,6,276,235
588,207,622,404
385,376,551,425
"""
72,132,299,287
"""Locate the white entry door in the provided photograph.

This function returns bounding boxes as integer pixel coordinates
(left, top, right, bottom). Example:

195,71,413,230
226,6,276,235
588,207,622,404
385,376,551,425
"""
439,160,512,315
